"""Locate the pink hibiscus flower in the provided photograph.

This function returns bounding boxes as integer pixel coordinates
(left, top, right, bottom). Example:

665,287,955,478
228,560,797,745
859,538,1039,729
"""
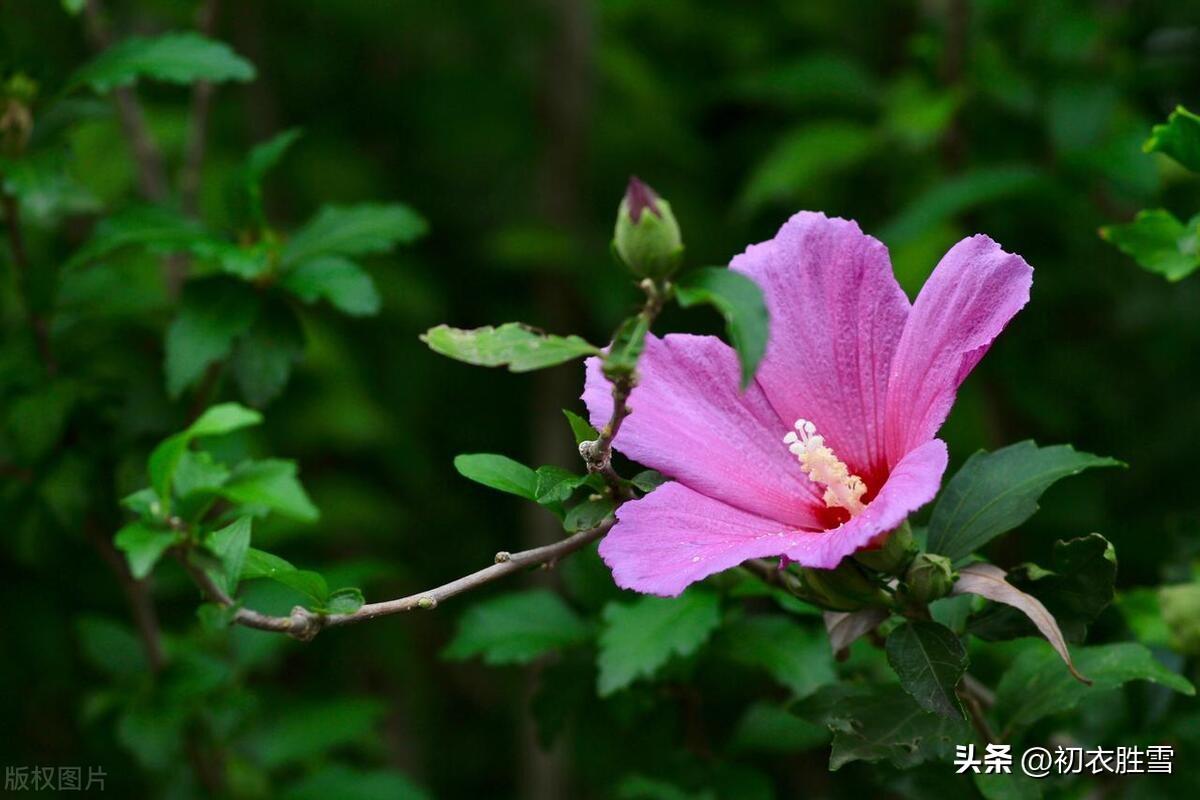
583,211,1033,597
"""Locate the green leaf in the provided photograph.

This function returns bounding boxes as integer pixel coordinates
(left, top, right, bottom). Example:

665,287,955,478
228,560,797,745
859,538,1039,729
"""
597,590,721,696
229,298,306,407
165,278,260,397
885,620,967,719
246,698,384,768
325,587,365,615
422,323,600,372
172,450,230,502
186,402,263,438
282,203,427,266
68,205,208,268
283,765,430,800
77,617,146,678
219,459,319,522
206,517,252,596
926,441,1121,563
241,548,329,606
879,165,1044,246
281,256,381,316
716,615,837,699
1100,209,1200,281
563,409,598,445
969,534,1116,643
114,522,178,579
563,497,614,532
802,684,971,770
974,772,1044,800
739,121,876,213
604,314,652,377
994,641,1194,736
1144,105,1200,172
146,403,262,505
534,465,588,506
453,453,537,500
731,702,829,754
631,470,667,493
444,589,591,665
236,128,302,227
69,32,255,93
675,268,769,388
61,0,85,15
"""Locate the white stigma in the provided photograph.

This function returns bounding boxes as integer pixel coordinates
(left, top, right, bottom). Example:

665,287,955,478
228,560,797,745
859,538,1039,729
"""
783,418,867,517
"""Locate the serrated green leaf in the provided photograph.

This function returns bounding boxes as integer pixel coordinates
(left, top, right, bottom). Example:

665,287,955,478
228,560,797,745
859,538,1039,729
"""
1144,105,1200,172
206,517,252,595
165,278,261,397
801,684,970,770
219,459,319,522
69,32,255,93
423,323,600,372
885,620,967,719
240,548,328,606
1100,209,1200,281
444,589,591,665
453,453,537,500
114,521,178,579
282,203,426,266
563,409,599,445
994,641,1194,737
563,497,614,532
716,615,837,699
281,256,380,316
597,590,721,696
229,298,306,407
926,441,1121,563
675,267,769,388
68,205,208,268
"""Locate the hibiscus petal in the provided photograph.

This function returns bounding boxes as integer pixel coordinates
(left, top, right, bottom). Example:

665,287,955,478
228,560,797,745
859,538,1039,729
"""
598,481,816,597
598,440,947,597
583,334,825,527
731,211,910,477
884,235,1032,463
784,438,948,568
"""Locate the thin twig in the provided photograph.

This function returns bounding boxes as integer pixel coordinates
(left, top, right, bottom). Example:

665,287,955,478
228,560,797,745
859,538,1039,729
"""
180,0,220,217
85,520,165,671
1,185,57,373
959,680,998,744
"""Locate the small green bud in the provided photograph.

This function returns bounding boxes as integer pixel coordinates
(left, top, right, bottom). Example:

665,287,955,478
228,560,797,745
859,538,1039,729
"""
904,553,956,605
1160,582,1200,655
854,522,917,575
613,176,683,279
798,560,890,611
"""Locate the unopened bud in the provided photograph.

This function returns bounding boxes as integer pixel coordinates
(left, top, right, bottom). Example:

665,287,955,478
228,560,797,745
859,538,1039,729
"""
798,560,890,612
904,553,956,605
613,176,683,279
854,522,917,575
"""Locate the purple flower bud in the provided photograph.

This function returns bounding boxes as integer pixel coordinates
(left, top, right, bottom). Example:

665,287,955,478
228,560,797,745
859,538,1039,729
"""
624,176,661,223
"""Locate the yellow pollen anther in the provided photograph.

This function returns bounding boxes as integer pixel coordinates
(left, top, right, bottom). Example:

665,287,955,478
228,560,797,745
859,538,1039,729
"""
783,419,867,517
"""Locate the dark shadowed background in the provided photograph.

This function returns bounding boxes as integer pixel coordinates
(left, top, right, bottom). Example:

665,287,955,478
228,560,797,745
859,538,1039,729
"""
2,0,1199,797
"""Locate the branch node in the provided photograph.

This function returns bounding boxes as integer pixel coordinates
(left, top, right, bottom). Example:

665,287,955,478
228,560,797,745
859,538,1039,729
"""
416,596,438,610
494,551,511,563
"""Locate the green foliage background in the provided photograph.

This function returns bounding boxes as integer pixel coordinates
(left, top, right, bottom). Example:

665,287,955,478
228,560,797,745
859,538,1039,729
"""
2,0,1200,797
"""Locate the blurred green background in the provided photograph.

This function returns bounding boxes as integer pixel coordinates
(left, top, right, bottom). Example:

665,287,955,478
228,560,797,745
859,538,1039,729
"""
2,0,1200,797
